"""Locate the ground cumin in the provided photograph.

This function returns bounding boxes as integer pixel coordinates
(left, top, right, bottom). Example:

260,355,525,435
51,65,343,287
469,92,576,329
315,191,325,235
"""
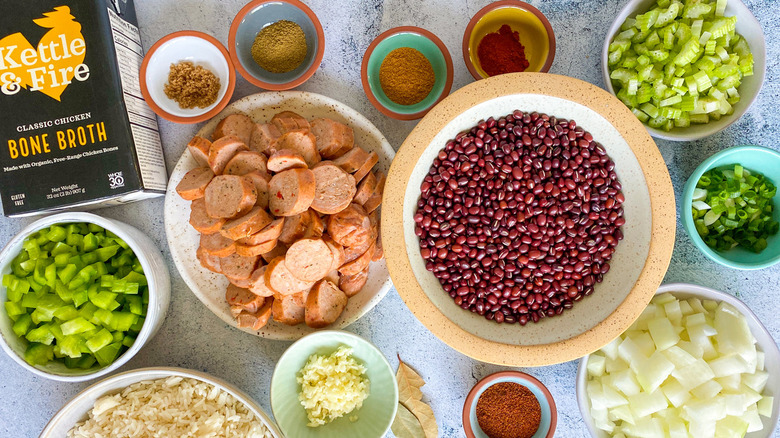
164,61,220,109
476,382,541,438
379,47,435,106
251,20,307,73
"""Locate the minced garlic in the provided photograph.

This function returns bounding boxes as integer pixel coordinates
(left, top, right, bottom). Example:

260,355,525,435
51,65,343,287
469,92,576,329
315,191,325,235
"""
297,346,370,427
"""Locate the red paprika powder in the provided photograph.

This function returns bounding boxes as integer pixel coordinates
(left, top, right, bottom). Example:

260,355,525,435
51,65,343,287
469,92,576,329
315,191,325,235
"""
476,382,541,438
477,24,530,77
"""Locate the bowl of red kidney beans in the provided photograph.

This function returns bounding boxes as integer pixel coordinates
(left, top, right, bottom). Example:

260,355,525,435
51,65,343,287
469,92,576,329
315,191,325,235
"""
383,73,675,366
414,110,626,326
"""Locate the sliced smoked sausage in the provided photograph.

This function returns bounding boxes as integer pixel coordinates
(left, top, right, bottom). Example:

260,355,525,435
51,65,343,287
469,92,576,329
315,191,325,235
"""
250,123,280,156
339,241,375,276
221,206,274,240
310,118,354,159
200,232,236,257
236,238,278,257
305,280,347,328
268,168,315,217
220,253,260,281
190,198,226,234
311,163,356,214
235,297,273,330
246,266,275,297
226,284,265,313
271,111,310,134
208,135,249,175
176,167,215,200
332,147,370,173
353,171,376,205
327,203,372,248
238,218,284,246
303,210,324,239
352,151,378,183
339,267,369,297
261,242,288,263
272,293,306,325
322,234,345,272
267,149,308,172
245,171,270,210
265,256,315,295
275,130,320,168
187,135,212,166
277,211,309,244
196,245,222,274
284,238,334,282
213,113,254,145
224,150,268,176
363,171,386,213
204,175,257,219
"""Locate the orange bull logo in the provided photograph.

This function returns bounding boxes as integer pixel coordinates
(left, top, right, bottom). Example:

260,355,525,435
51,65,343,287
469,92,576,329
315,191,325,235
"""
0,6,89,101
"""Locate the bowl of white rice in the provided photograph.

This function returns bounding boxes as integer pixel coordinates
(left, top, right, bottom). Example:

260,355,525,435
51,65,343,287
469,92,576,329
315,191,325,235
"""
40,367,283,438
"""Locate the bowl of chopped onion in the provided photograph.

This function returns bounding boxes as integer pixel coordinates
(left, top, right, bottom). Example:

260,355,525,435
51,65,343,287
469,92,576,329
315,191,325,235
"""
681,145,780,270
576,283,780,437
602,0,766,141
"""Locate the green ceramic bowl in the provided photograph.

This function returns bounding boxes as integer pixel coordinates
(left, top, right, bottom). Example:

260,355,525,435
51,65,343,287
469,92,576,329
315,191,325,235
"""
681,145,780,270
270,330,398,438
361,26,453,120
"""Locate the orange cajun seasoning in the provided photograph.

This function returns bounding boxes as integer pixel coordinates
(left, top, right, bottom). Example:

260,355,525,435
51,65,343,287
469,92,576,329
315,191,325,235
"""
476,382,541,438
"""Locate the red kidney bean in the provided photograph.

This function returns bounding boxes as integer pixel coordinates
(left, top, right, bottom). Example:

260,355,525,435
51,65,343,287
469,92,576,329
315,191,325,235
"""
415,111,625,325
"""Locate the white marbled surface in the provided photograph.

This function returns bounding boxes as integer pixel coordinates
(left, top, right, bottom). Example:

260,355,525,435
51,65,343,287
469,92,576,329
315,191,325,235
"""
1,0,779,436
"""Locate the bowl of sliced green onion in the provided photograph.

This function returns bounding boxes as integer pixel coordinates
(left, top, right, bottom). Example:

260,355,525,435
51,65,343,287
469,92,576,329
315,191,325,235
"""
602,0,766,141
682,145,780,269
0,212,171,381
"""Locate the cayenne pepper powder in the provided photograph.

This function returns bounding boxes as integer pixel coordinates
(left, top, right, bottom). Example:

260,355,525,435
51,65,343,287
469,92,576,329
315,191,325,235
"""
476,382,541,438
477,25,530,77
379,47,436,105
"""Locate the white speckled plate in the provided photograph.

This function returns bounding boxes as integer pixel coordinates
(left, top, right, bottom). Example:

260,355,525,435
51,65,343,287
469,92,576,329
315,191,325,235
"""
164,91,395,340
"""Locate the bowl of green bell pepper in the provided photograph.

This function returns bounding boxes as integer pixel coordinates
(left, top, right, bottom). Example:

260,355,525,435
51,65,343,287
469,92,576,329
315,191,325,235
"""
0,212,170,382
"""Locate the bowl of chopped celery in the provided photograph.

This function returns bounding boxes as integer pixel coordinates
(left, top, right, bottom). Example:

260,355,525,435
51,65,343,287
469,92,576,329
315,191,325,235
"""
0,212,170,382
602,0,766,141
577,283,780,437
682,145,780,270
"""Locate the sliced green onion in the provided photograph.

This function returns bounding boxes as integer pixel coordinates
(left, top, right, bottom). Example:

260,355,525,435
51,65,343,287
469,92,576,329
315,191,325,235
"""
692,164,778,253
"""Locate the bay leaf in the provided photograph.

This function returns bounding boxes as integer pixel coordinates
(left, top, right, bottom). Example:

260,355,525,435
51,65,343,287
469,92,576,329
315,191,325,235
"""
391,402,425,438
396,355,425,406
406,398,438,438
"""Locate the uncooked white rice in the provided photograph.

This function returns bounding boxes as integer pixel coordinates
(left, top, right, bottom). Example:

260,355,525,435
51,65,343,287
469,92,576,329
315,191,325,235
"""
66,376,273,438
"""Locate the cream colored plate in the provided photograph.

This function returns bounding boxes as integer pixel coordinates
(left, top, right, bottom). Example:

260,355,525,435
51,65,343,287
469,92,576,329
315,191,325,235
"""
383,73,675,366
164,91,394,340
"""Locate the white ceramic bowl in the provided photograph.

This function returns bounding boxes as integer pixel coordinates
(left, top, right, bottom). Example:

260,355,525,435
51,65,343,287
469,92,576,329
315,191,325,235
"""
0,212,170,382
576,282,780,437
164,91,395,340
140,30,236,124
602,0,766,141
40,367,283,437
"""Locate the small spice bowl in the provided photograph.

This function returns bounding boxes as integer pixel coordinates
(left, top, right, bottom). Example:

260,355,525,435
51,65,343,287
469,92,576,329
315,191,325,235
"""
462,0,555,80
140,31,235,124
229,0,324,90
463,371,557,438
681,145,780,270
361,26,453,121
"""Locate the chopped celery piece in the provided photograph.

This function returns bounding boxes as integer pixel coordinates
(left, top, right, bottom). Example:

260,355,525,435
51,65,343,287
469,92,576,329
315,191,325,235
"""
60,317,96,336
12,314,33,337
607,0,752,131
26,324,54,345
94,342,122,367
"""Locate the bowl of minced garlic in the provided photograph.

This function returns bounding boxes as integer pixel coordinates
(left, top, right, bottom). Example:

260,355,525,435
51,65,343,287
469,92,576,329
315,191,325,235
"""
229,0,325,90
140,31,235,123
463,371,557,438
270,331,398,438
361,26,454,120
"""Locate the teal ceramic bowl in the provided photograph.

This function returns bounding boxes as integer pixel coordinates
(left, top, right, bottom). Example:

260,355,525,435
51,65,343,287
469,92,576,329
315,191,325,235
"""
270,330,398,438
228,0,324,90
462,371,557,438
361,26,453,120
681,145,780,270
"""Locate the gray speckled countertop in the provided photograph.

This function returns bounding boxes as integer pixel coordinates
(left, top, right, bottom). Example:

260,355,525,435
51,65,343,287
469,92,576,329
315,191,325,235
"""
1,0,779,437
